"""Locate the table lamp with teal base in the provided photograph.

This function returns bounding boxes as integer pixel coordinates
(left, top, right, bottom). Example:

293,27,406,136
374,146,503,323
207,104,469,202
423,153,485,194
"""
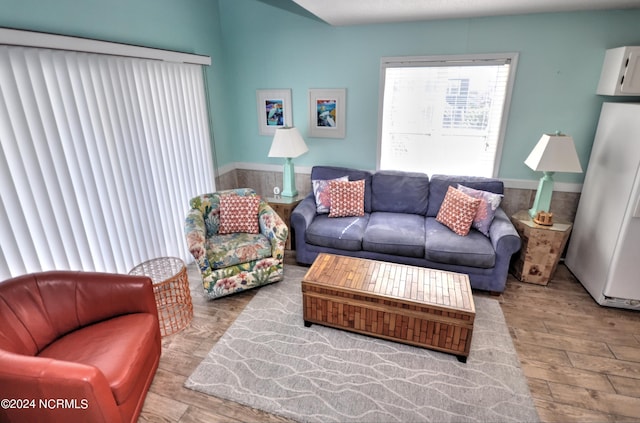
525,132,582,219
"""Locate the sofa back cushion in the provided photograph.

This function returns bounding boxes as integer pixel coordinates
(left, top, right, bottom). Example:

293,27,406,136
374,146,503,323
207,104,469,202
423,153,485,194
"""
371,170,429,215
311,166,373,213
427,175,504,217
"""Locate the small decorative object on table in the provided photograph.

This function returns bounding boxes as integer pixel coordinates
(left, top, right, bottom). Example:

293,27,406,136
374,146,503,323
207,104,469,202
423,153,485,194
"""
129,257,193,336
533,211,554,226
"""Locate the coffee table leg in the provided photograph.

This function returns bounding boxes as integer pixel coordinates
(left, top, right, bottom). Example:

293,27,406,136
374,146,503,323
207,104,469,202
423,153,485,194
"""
457,355,467,363
304,321,312,327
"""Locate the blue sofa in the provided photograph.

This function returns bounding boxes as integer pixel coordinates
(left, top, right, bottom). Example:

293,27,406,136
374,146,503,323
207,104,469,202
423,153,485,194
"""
291,166,521,293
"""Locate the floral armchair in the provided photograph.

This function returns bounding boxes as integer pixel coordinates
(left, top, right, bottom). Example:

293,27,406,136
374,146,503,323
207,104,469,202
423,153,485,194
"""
185,188,288,299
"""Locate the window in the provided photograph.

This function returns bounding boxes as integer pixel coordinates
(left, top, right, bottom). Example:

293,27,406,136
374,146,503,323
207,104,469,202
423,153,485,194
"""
378,53,518,177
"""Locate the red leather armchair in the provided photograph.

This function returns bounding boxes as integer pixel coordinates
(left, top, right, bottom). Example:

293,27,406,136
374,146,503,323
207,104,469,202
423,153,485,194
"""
0,271,161,423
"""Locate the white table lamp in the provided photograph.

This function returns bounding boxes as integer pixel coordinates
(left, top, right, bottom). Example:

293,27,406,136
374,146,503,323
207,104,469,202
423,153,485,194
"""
268,126,309,197
525,132,582,218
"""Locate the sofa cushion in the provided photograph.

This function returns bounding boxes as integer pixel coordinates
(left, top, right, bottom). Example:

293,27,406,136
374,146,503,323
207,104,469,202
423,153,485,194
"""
363,212,425,258
38,313,158,405
371,170,429,215
311,166,373,213
329,179,365,218
206,233,272,269
306,213,369,251
427,175,504,217
425,217,496,268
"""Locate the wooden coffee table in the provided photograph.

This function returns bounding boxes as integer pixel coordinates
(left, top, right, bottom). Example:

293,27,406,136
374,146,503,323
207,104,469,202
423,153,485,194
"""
302,253,476,362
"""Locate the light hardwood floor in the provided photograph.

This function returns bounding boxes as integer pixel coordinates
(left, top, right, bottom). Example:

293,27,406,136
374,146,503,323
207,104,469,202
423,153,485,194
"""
139,255,640,422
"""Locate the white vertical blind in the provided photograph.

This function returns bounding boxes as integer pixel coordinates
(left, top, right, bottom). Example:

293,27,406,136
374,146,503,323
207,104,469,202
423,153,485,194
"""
0,45,215,279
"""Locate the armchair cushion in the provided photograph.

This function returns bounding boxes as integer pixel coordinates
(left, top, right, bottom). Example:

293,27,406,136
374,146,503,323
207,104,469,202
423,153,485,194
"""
38,313,158,406
206,232,272,269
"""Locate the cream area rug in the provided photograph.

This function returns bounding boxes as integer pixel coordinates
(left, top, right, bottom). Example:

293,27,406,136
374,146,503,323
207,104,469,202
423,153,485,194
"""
185,265,539,423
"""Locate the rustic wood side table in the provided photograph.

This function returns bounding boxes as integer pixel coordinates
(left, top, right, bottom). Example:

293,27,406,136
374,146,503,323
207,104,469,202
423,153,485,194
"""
510,210,573,286
266,194,303,250
129,257,194,336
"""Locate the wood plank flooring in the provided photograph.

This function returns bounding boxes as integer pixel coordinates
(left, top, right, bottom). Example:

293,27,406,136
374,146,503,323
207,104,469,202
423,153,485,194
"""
139,255,640,422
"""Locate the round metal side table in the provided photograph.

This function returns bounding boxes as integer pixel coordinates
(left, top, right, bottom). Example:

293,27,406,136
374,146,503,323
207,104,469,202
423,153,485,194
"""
129,257,194,337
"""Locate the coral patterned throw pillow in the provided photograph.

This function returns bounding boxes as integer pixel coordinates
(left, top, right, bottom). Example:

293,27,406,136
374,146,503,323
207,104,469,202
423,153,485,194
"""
436,186,481,236
218,194,260,234
328,180,365,218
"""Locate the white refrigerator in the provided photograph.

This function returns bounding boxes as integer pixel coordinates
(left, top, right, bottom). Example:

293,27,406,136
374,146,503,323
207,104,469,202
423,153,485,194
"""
565,102,640,311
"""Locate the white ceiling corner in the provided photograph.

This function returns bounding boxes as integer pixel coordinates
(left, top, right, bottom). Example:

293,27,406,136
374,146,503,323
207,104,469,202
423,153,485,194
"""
290,0,640,25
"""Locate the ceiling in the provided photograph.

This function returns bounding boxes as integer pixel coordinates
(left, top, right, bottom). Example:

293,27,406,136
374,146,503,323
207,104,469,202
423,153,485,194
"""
255,0,640,25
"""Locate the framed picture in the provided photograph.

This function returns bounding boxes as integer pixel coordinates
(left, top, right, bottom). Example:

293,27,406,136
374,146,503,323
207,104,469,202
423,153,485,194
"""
308,88,346,138
256,89,293,136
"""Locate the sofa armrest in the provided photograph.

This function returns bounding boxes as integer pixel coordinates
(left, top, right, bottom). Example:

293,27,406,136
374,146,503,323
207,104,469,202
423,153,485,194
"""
0,350,122,423
489,208,521,256
258,201,288,259
290,195,317,232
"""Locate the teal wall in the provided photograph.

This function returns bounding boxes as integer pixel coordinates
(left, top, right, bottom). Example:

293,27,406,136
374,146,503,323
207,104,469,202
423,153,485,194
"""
0,0,230,166
1,0,640,184
219,0,640,183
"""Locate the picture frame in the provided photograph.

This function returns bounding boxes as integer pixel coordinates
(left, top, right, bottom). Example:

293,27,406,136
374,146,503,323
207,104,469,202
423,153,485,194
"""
256,89,293,136
308,88,346,138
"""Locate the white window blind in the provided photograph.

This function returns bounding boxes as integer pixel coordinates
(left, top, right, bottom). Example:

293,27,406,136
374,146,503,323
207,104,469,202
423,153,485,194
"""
378,54,518,177
0,44,215,279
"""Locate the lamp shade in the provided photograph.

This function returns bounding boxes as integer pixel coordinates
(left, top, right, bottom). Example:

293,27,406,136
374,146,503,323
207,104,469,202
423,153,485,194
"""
268,126,309,159
525,133,582,173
